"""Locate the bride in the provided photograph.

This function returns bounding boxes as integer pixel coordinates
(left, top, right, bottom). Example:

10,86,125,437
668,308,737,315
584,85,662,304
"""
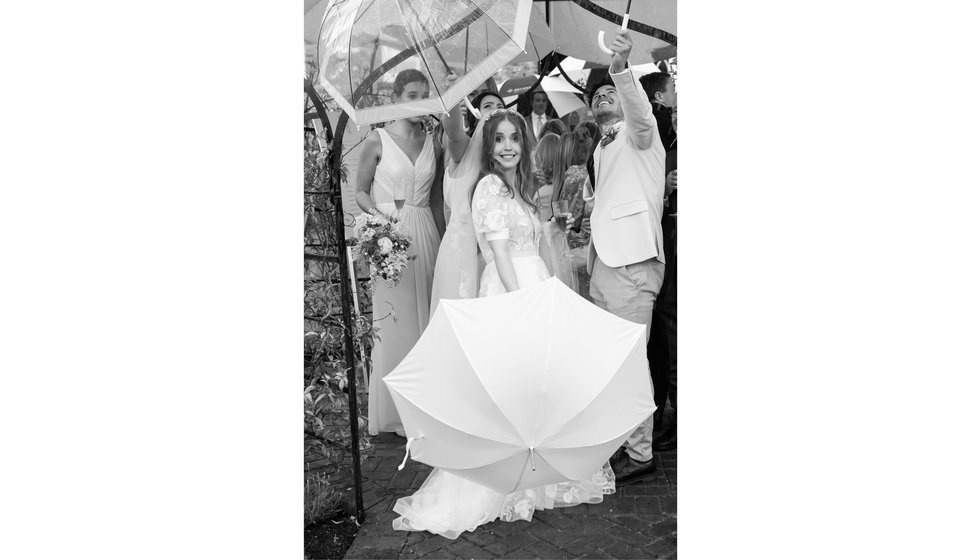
428,78,505,314
391,110,615,539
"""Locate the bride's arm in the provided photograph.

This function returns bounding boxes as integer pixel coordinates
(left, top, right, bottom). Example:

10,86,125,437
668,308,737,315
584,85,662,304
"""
488,238,520,292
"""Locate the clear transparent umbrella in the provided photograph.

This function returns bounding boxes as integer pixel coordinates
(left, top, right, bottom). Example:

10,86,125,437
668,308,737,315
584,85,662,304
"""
316,0,539,126
384,277,656,494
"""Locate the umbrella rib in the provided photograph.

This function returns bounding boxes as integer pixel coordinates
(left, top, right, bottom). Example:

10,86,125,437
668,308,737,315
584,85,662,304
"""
567,0,677,45
441,307,529,444
390,390,527,462
394,0,449,113
538,346,646,448
344,7,485,120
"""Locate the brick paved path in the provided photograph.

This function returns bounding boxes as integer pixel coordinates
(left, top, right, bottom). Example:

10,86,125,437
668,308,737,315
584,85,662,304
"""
341,416,677,560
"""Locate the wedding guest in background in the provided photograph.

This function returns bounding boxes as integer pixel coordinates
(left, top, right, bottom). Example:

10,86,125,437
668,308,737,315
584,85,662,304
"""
639,71,677,150
650,104,678,451
532,133,577,291
464,91,507,140
640,71,678,443
581,31,666,484
354,69,441,437
524,89,552,151
540,117,567,139
552,131,594,300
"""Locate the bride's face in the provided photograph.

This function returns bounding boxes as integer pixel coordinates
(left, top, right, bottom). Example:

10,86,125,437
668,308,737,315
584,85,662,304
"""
491,119,521,172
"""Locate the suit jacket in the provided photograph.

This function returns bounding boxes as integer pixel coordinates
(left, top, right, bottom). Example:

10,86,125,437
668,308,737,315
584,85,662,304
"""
524,112,548,153
583,67,666,272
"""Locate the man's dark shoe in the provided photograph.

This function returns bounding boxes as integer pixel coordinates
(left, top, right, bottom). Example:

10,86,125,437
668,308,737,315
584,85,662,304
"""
610,446,629,471
613,454,658,485
652,426,677,452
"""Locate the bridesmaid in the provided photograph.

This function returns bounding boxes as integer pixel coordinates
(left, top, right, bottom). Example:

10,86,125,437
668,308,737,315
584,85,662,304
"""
354,69,442,436
428,80,505,315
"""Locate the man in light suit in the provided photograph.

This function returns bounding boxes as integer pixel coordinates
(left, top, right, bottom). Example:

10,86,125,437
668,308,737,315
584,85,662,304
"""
581,30,667,485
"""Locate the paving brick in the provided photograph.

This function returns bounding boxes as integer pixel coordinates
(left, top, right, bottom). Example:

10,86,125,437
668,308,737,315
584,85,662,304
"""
619,484,656,496
577,532,619,552
344,536,405,559
609,515,655,535
642,537,678,559
460,528,501,548
497,549,537,560
373,509,399,525
525,522,568,547
561,503,588,515
600,540,649,559
574,517,616,537
636,496,666,517
522,539,574,559
411,470,431,489
605,524,657,549
658,496,677,515
402,531,428,545
579,550,616,560
387,468,419,490
537,511,580,530
403,534,451,557
607,496,638,516
554,536,593,555
475,529,535,555
441,539,493,559
415,548,457,560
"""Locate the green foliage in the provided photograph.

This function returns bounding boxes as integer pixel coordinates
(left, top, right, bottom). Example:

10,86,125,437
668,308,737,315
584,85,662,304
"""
304,128,374,479
304,470,343,526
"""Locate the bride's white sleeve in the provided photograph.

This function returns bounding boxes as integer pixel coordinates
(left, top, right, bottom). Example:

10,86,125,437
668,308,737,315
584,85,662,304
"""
472,176,511,242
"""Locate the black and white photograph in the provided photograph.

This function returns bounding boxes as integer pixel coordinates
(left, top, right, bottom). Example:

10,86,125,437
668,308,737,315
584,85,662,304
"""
304,1,677,558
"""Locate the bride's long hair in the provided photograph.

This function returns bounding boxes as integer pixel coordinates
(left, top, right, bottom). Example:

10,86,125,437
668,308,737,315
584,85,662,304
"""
475,111,535,212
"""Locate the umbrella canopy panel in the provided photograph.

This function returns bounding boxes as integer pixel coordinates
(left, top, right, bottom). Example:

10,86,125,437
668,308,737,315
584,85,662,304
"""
316,0,535,126
547,0,676,65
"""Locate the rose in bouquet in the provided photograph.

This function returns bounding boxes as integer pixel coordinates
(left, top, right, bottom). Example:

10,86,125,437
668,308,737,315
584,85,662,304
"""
349,212,415,287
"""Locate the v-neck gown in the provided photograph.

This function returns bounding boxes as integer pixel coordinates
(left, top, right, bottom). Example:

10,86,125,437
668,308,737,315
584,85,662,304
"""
368,129,440,436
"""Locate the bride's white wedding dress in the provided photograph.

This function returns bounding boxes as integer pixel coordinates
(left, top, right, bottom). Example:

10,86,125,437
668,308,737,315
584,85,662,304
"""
391,174,615,540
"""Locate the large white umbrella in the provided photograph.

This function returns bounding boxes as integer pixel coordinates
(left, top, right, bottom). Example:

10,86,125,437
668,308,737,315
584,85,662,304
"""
384,277,655,494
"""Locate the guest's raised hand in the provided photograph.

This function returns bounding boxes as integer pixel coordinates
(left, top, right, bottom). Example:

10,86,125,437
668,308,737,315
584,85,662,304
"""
666,169,677,196
609,30,633,73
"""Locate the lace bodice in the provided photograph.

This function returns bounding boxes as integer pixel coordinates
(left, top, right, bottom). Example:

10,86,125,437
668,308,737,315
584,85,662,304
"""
472,174,542,262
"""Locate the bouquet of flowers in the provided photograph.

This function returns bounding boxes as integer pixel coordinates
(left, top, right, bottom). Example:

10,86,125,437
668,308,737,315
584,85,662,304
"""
349,211,415,287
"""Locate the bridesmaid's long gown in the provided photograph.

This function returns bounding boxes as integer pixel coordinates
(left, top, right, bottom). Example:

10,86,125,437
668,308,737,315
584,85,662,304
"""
367,129,440,436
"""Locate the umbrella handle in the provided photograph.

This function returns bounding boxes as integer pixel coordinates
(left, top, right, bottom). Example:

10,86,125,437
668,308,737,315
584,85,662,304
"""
397,435,423,470
463,96,481,120
597,14,631,55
